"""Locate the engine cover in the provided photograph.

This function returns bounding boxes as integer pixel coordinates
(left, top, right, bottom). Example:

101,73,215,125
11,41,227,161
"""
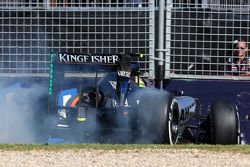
171,96,197,123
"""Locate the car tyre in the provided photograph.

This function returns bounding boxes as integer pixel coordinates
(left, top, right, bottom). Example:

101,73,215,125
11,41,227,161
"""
134,89,177,144
208,101,239,144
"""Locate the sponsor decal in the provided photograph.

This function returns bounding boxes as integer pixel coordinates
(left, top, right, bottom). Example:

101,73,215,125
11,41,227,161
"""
248,59,250,65
117,70,131,77
58,53,119,64
48,51,54,96
109,81,117,90
112,98,130,107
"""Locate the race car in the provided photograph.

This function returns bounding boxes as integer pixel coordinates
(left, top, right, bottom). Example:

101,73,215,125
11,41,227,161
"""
47,52,242,144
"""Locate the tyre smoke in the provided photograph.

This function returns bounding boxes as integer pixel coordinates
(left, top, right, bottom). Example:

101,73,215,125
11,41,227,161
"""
0,78,168,144
0,80,50,144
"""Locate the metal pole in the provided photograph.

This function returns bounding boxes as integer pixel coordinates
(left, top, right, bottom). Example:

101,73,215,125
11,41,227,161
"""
149,0,155,79
156,0,165,89
165,0,172,79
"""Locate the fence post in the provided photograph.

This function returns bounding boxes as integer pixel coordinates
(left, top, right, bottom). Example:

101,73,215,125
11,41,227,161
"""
156,0,165,89
165,0,172,79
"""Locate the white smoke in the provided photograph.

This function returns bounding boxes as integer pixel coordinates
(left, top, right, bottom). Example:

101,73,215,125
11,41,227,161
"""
0,81,49,144
0,78,170,144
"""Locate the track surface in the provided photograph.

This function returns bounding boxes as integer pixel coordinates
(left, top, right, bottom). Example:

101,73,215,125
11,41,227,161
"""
0,149,249,167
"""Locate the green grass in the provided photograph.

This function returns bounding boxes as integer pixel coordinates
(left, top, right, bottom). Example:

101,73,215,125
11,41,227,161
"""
0,144,250,154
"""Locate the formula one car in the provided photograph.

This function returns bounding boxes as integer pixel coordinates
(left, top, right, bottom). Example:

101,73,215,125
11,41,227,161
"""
47,52,241,144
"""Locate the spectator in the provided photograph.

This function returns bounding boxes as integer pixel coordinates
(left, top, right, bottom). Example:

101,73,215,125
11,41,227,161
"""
226,37,250,76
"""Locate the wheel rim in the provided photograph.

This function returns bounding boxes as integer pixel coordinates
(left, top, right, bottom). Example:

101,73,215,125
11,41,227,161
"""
168,111,178,144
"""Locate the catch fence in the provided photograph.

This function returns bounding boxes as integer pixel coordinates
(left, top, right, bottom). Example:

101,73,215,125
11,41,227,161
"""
167,0,250,80
1,0,250,80
0,0,154,78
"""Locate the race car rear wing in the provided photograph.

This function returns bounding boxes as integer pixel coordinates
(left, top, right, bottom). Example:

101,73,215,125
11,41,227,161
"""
48,52,121,96
56,52,119,71
48,51,141,96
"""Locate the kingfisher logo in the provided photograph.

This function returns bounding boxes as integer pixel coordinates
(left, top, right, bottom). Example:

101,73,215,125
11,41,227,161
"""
58,53,119,64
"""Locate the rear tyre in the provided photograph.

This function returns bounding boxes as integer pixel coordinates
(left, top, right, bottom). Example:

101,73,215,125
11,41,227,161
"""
208,101,239,144
134,89,177,144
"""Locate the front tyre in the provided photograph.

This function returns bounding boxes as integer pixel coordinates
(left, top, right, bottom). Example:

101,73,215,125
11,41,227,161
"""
208,101,240,144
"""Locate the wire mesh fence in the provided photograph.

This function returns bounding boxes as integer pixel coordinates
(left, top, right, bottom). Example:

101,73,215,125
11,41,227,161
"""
166,0,250,80
1,1,250,80
0,0,154,78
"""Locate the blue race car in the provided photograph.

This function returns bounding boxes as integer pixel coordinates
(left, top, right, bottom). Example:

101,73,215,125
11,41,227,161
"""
47,52,241,144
